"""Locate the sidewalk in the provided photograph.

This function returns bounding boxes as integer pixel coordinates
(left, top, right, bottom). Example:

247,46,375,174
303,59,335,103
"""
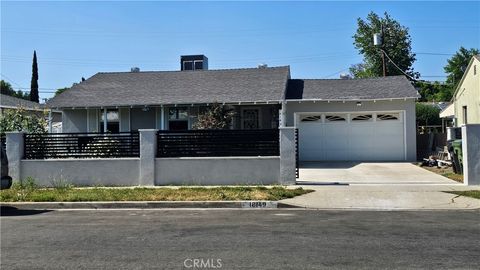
280,184,480,210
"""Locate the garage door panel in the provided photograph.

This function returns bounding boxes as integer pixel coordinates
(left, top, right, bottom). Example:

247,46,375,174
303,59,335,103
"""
298,112,405,161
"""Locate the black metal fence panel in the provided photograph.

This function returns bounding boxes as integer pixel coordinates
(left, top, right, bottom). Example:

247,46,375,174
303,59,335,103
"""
295,128,299,178
24,132,140,159
157,129,279,157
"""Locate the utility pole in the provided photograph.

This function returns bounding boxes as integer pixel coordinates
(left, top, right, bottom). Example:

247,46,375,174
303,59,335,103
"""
374,25,387,77
381,24,387,77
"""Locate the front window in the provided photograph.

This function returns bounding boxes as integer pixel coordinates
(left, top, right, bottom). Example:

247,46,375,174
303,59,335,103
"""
100,109,119,133
463,106,468,124
169,107,188,130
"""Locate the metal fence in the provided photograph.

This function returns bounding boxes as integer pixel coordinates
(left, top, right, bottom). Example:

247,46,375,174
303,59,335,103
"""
24,132,140,159
157,129,279,157
295,128,299,178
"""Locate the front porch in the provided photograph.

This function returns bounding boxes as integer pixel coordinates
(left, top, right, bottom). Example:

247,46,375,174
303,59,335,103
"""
61,103,280,133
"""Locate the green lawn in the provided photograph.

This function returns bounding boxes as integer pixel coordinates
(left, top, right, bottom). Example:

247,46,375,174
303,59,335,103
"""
0,184,312,202
446,190,480,200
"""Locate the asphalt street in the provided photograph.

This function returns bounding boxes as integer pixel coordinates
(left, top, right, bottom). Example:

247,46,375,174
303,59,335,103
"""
1,207,479,269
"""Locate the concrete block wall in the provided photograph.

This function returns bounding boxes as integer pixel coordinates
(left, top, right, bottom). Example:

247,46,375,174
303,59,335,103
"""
462,124,480,185
6,129,290,187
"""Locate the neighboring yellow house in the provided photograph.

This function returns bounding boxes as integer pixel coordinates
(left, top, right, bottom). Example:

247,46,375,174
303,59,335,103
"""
452,55,480,126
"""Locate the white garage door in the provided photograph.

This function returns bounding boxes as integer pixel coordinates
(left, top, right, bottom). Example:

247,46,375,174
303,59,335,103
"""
298,112,405,161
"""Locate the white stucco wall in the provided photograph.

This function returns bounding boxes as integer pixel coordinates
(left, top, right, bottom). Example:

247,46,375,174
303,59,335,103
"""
284,99,417,161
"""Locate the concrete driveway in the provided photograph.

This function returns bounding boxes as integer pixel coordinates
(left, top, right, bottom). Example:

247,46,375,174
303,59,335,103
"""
297,162,460,185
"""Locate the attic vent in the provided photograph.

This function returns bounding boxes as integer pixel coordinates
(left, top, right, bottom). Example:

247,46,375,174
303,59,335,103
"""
258,63,268,69
131,67,140,72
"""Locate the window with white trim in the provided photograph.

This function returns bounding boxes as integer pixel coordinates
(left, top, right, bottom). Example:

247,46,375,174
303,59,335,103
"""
377,113,400,121
325,114,346,122
300,115,322,122
351,114,373,121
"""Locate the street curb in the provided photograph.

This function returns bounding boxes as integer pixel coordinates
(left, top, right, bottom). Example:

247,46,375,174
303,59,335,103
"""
1,201,293,210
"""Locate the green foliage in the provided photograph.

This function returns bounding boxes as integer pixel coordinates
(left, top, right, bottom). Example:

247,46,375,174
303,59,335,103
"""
1,80,30,100
192,103,235,130
415,81,453,102
351,11,418,78
54,87,70,96
349,63,377,79
444,47,479,88
30,50,39,103
0,186,312,202
0,108,47,135
416,103,441,126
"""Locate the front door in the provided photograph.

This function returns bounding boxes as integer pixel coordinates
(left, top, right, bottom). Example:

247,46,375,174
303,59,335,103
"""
242,108,260,129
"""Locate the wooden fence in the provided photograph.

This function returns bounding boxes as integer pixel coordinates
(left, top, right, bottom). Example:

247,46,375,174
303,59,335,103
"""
157,129,279,157
416,133,447,160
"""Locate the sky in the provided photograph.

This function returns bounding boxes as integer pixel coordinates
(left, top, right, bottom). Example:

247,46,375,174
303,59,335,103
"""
1,1,479,102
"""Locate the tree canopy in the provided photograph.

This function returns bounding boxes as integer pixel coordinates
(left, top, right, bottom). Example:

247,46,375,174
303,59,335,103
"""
416,103,441,127
444,47,479,88
350,11,417,79
0,108,47,135
54,87,70,96
415,81,453,102
0,80,30,100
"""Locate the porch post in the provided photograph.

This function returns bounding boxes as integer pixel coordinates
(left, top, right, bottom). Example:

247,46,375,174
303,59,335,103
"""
279,101,287,127
48,109,53,133
160,106,165,130
103,108,107,133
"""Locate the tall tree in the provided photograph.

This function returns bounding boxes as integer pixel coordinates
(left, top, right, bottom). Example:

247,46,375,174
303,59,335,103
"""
444,47,479,87
350,12,418,79
30,50,39,103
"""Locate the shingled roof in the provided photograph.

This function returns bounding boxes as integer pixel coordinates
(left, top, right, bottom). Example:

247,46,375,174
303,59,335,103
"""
48,66,290,108
286,76,419,100
0,94,44,110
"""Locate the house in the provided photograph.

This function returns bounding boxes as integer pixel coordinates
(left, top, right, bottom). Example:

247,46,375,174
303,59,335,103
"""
48,55,418,162
0,94,62,132
450,55,480,126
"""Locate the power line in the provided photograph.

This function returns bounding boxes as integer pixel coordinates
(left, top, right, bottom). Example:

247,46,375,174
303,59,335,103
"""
0,73,25,89
380,49,418,81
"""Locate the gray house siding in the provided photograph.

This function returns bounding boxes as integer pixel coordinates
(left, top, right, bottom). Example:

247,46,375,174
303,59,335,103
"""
62,109,87,133
130,108,156,131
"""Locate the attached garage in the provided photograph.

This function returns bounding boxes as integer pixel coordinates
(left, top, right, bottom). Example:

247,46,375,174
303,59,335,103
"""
298,111,405,161
284,76,419,162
